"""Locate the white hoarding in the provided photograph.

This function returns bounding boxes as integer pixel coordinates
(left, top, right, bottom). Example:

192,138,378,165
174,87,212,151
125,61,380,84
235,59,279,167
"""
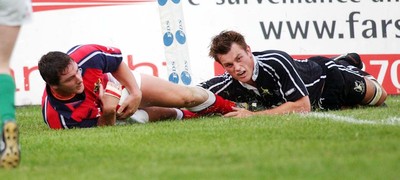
11,0,400,105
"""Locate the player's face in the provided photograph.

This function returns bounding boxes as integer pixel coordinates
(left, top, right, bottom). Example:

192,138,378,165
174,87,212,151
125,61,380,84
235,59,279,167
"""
218,43,255,85
52,61,84,95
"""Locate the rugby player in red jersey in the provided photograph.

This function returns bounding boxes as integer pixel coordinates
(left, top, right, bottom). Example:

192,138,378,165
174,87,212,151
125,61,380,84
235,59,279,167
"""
38,44,235,129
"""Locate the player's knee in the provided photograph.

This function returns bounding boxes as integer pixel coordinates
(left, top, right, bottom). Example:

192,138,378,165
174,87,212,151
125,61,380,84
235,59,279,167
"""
178,87,205,107
180,94,198,107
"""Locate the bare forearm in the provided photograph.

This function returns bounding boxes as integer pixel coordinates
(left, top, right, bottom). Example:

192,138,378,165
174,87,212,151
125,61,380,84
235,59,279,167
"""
224,96,311,118
111,62,141,97
255,100,310,115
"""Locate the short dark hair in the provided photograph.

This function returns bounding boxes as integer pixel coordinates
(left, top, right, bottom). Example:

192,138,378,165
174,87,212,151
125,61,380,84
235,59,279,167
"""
38,51,73,85
209,30,248,62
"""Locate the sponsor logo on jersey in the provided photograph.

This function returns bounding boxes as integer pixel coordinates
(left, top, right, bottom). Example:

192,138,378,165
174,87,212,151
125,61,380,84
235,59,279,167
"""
353,80,365,94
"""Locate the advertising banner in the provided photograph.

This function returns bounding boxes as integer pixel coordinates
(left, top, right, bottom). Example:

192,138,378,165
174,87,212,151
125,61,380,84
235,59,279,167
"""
11,0,400,105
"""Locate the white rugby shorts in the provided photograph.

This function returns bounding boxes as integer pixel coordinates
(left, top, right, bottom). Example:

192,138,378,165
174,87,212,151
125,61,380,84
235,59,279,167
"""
0,0,32,26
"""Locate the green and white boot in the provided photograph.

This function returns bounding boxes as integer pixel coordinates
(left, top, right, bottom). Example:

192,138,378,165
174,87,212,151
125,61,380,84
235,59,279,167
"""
0,121,20,169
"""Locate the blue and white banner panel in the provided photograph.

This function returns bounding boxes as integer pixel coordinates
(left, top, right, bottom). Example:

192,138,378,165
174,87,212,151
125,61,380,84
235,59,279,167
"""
158,0,192,85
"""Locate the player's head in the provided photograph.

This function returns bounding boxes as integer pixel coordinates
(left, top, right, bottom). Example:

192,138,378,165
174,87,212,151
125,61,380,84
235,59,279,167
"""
209,30,255,85
38,51,84,95
209,30,249,63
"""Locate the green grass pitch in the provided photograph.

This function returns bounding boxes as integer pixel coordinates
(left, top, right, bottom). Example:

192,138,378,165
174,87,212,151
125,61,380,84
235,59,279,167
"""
1,96,400,179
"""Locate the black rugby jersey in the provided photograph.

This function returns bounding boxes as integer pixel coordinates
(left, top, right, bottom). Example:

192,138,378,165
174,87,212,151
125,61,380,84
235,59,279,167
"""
199,50,325,110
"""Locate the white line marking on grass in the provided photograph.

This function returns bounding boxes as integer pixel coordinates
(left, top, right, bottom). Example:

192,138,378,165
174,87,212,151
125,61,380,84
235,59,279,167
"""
305,112,400,126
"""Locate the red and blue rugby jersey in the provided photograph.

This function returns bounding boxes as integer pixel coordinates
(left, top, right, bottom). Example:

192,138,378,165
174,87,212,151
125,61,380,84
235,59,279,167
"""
41,44,123,129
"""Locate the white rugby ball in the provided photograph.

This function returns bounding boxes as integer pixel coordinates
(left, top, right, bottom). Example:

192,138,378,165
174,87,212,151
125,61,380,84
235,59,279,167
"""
118,88,130,105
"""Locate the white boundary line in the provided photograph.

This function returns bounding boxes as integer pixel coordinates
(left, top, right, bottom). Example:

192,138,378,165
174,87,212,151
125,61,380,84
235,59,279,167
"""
304,112,400,126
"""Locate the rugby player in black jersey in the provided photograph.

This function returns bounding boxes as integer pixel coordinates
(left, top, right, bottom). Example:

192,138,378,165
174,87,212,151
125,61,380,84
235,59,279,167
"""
198,30,387,118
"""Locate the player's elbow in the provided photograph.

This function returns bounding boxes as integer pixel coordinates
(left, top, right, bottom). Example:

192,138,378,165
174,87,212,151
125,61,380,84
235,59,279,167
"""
297,103,311,113
301,103,311,113
375,87,387,107
294,96,311,113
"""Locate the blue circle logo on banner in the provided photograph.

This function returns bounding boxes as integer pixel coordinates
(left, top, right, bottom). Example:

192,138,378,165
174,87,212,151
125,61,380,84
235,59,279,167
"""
172,0,180,4
175,30,186,45
158,0,168,6
181,71,192,85
169,72,180,84
163,32,174,46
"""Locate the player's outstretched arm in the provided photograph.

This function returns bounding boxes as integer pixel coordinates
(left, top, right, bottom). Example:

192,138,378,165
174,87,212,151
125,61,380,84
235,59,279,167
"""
224,96,311,118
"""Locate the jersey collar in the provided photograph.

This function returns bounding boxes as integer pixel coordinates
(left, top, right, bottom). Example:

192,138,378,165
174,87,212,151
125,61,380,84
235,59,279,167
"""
237,55,260,95
252,54,259,81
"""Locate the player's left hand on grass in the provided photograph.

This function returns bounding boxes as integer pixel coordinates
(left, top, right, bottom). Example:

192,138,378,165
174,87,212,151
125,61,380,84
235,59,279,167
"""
223,107,254,118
